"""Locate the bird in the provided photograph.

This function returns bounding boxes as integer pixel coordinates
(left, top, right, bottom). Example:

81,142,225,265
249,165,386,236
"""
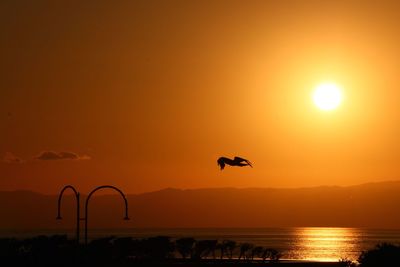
217,156,253,170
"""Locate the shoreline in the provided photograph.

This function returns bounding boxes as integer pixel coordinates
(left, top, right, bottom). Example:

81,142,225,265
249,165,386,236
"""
113,259,348,267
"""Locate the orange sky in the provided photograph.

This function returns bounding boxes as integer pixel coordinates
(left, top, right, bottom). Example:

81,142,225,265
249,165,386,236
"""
2,0,400,194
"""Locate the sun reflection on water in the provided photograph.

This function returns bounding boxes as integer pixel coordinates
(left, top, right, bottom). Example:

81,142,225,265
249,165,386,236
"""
292,227,361,261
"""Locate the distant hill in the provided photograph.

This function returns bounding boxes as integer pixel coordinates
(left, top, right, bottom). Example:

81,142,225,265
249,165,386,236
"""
1,181,400,230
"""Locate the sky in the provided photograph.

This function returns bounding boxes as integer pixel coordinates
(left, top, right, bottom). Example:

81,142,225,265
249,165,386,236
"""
2,0,400,194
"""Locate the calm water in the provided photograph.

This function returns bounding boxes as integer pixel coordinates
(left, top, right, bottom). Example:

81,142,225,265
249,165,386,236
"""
3,227,400,261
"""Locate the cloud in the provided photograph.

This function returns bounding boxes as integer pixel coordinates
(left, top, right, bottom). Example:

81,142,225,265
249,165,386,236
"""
2,152,24,164
35,151,91,161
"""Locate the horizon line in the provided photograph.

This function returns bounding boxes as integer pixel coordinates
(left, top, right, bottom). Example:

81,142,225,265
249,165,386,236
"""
2,179,400,196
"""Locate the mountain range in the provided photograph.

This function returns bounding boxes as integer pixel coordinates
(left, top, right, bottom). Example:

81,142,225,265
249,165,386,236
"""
1,181,400,230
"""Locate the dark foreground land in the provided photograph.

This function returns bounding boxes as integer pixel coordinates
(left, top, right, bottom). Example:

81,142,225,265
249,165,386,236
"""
118,260,347,267
2,235,400,266
98,260,347,267
0,235,350,267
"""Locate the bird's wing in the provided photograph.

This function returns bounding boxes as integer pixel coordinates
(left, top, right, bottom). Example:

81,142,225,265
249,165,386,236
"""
247,160,253,167
234,156,246,162
234,156,252,167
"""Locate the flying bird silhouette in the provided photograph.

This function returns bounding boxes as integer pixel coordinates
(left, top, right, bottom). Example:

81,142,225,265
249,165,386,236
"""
217,156,253,170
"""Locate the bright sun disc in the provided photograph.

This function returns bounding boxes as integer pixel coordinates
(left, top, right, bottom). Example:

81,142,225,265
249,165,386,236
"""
313,83,342,111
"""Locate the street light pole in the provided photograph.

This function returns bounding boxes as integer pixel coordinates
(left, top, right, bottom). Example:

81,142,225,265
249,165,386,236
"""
56,185,80,244
84,185,130,245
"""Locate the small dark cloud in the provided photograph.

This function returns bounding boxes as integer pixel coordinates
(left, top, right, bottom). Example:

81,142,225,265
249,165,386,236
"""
35,151,91,161
2,152,24,164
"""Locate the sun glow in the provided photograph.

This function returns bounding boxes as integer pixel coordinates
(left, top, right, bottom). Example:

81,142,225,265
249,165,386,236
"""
296,227,360,262
313,83,342,111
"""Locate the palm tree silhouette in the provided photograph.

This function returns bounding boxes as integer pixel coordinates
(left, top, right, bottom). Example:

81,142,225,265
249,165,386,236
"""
205,240,218,259
217,241,226,259
224,240,237,259
251,246,264,260
238,242,253,260
175,237,195,259
192,240,209,259
217,156,253,170
193,240,218,259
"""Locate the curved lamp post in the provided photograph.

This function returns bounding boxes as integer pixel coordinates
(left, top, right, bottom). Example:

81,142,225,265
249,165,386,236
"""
84,185,130,245
56,185,81,243
56,185,129,245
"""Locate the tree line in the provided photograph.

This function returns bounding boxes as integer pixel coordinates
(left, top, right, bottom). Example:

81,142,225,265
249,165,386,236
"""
2,235,399,266
0,235,282,266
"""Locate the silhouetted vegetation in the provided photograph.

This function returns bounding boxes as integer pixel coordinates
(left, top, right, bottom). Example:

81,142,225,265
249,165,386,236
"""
0,234,357,266
238,242,254,260
0,235,79,266
358,243,400,267
192,239,218,259
175,237,195,259
339,258,357,267
224,240,237,259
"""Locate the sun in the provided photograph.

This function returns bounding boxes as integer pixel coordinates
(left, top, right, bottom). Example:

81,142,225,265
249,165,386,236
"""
313,83,342,111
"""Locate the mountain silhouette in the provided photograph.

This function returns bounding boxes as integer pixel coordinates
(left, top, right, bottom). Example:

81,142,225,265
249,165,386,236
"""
1,181,400,230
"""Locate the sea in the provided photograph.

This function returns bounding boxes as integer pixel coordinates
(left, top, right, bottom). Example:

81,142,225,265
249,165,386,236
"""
2,227,400,262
